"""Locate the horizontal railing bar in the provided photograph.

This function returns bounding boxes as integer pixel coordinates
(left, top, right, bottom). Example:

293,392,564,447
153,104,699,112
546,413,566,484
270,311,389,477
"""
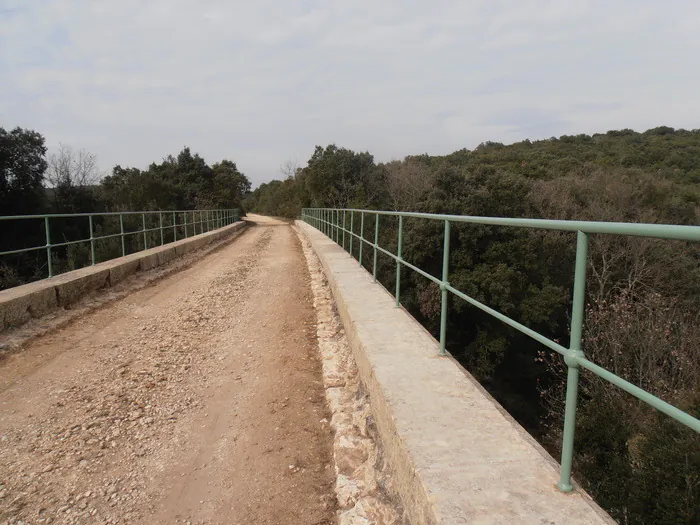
400,258,442,286
445,284,568,356
89,232,125,241
355,235,442,285
0,245,45,256
576,357,700,432
376,244,397,260
2,212,236,250
0,209,233,221
315,208,700,242
50,238,91,249
302,206,700,494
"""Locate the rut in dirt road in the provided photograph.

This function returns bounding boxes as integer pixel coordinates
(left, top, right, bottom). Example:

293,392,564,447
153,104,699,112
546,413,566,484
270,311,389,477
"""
0,216,337,525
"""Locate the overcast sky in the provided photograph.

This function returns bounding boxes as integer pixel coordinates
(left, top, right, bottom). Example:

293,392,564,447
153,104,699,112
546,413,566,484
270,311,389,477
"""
1,1,699,187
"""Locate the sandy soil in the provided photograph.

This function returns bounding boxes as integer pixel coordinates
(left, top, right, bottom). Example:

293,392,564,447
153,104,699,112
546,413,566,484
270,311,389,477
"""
0,216,336,525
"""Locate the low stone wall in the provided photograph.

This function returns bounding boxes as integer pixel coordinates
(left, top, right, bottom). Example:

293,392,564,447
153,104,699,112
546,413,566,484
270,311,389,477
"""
297,221,614,525
0,221,247,332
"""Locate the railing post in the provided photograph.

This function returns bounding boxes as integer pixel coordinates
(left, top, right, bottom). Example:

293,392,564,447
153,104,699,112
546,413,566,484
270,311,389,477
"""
142,213,147,250
173,212,177,241
359,212,364,266
45,217,53,278
373,213,379,282
159,212,164,245
342,211,346,249
557,230,589,492
395,215,403,306
439,220,451,356
119,214,125,257
89,215,95,265
350,211,354,258
184,212,188,238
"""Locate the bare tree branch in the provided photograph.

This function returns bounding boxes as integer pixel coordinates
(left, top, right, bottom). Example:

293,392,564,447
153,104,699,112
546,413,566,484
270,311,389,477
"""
45,144,100,189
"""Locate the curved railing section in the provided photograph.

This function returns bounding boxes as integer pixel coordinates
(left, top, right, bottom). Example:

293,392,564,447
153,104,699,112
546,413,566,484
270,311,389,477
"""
301,207,700,492
0,209,240,281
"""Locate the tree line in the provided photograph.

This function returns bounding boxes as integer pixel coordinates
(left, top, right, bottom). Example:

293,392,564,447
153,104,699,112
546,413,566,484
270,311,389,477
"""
0,126,250,288
246,128,700,525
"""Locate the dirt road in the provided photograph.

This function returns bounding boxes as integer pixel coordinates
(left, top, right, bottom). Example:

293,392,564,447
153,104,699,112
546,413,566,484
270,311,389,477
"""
0,216,336,525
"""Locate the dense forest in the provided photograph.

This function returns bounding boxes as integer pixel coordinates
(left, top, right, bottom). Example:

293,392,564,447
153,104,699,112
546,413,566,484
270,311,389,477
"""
0,126,250,289
247,127,700,525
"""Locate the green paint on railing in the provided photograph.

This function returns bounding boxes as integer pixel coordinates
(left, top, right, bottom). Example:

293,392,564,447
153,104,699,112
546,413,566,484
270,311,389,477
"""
301,207,700,494
0,208,240,282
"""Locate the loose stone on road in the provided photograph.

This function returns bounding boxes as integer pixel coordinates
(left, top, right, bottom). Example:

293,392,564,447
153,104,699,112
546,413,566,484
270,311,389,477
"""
0,215,336,525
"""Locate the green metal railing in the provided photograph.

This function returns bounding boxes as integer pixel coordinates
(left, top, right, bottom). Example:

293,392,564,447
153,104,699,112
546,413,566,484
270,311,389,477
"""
0,209,240,280
301,207,700,492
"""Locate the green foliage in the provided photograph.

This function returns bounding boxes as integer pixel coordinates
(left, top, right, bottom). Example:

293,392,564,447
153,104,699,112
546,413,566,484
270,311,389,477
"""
0,127,250,288
0,127,47,216
246,144,385,216
250,127,700,524
102,148,250,212
3,122,699,523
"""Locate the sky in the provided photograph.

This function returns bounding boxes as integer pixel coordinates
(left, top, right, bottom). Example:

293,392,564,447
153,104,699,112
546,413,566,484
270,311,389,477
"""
1,1,699,187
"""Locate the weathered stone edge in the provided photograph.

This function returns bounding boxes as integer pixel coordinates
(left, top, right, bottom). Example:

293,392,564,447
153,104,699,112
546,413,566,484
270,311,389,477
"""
297,221,437,524
0,221,247,332
297,220,615,525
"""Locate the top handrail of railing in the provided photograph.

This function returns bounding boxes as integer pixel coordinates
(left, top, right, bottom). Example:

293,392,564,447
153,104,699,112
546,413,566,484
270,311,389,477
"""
0,209,227,220
0,208,240,280
323,208,700,241
300,206,699,496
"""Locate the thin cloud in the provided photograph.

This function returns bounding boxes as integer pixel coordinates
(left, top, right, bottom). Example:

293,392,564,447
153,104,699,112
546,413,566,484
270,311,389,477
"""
1,1,699,186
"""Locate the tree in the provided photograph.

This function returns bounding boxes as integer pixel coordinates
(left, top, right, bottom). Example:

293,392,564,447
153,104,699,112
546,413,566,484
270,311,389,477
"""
208,160,251,209
45,144,100,189
303,145,384,208
0,126,47,216
280,159,299,180
384,157,435,211
0,127,49,288
45,144,101,213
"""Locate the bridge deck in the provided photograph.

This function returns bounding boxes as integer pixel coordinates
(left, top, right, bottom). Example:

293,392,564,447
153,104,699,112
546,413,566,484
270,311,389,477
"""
0,216,336,524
